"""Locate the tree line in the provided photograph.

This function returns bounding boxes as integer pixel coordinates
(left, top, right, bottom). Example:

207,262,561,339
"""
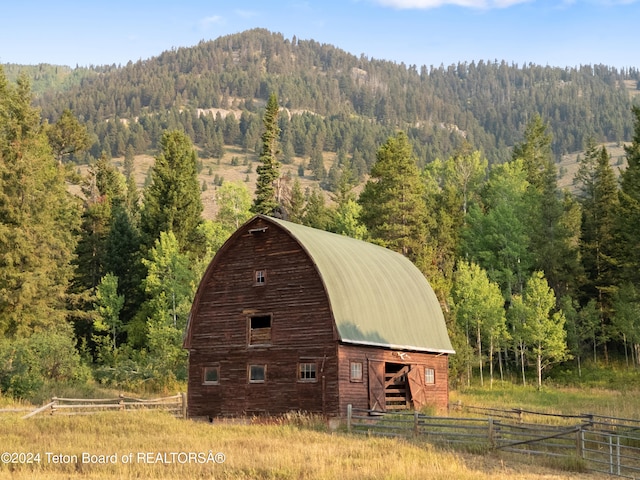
2,61,640,400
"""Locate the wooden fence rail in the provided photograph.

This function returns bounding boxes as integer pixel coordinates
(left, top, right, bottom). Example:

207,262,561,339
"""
347,405,640,479
21,393,187,419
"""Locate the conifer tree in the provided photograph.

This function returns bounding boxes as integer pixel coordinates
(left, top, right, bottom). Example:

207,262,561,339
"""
0,69,80,337
617,106,640,286
575,142,619,362
358,131,430,263
139,130,203,254
46,108,91,163
251,93,282,216
513,115,580,297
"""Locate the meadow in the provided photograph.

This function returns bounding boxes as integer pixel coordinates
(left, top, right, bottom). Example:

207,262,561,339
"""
4,377,636,480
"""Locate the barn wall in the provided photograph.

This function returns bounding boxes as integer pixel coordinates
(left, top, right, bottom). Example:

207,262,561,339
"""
187,218,339,418
337,344,449,414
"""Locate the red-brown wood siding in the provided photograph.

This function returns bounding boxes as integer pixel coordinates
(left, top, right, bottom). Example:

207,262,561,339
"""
187,218,339,418
337,344,449,415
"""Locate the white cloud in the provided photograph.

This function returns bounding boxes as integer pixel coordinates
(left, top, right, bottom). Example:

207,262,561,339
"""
374,0,530,8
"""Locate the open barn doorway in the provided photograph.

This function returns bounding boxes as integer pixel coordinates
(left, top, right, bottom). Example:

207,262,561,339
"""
384,362,410,410
369,360,426,412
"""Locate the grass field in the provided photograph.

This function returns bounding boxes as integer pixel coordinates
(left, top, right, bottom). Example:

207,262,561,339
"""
2,364,637,479
0,410,610,480
0,392,621,480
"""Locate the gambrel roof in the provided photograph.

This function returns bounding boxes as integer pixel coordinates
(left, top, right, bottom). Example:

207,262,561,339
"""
186,215,454,354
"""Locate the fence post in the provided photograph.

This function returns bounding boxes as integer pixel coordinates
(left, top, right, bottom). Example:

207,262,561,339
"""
181,392,188,419
575,427,583,459
488,417,495,449
608,435,613,475
414,410,419,437
347,404,352,433
615,435,621,477
119,393,125,411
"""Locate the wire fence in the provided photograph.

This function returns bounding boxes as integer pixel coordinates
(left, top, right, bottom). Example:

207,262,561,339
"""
346,404,640,479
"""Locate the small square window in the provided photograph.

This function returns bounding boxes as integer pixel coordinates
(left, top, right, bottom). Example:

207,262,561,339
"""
203,365,220,385
350,361,363,382
425,367,435,385
298,362,317,382
249,364,266,383
254,269,266,286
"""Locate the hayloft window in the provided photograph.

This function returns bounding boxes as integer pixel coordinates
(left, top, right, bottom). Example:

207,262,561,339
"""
254,269,266,286
249,315,272,345
425,367,435,385
249,364,266,383
298,362,317,382
202,365,220,385
350,361,363,382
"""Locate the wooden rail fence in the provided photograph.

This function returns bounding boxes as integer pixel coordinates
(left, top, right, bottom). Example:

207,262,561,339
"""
21,393,187,419
346,405,640,479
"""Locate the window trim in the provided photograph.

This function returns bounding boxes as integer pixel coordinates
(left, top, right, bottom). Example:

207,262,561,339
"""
254,269,266,286
248,364,267,383
349,361,363,383
202,365,220,385
297,362,318,383
425,367,435,385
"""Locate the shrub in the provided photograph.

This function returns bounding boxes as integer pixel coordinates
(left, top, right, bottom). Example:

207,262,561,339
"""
0,331,90,400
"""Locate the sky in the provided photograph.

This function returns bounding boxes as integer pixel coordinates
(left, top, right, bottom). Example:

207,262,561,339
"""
1,0,639,70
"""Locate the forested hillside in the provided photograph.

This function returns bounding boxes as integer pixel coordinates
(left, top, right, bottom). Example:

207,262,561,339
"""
28,28,640,168
2,29,640,401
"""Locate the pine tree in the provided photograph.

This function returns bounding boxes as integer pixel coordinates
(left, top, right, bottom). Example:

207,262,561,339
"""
0,69,81,337
358,131,430,263
514,115,581,297
251,92,281,216
285,177,306,224
617,106,640,286
46,109,91,163
139,130,203,254
575,142,619,362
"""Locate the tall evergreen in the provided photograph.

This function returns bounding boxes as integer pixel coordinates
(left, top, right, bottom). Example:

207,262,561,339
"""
251,92,281,216
617,106,640,286
576,142,619,300
513,115,581,298
575,142,619,361
0,69,80,337
139,130,203,254
358,131,430,264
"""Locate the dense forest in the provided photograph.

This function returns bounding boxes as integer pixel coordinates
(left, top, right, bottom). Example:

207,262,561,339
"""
2,28,640,400
5,28,639,168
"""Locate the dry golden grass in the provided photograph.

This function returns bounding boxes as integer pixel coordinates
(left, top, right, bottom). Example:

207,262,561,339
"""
0,410,610,480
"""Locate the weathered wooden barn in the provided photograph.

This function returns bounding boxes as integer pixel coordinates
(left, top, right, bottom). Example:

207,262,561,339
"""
183,215,454,419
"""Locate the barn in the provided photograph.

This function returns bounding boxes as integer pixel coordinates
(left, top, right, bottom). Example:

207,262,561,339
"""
183,214,454,419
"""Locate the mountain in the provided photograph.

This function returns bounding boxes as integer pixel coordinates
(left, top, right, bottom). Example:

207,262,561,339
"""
10,28,640,171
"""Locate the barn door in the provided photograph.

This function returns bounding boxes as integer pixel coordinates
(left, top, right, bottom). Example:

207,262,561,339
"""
368,360,386,412
407,365,427,410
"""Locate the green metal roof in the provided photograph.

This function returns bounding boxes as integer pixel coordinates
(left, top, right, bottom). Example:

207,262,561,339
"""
267,216,454,354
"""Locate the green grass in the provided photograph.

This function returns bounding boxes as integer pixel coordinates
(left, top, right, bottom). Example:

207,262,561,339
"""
451,364,640,420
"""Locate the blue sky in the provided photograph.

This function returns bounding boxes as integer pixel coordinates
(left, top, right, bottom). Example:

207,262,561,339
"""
1,0,638,70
